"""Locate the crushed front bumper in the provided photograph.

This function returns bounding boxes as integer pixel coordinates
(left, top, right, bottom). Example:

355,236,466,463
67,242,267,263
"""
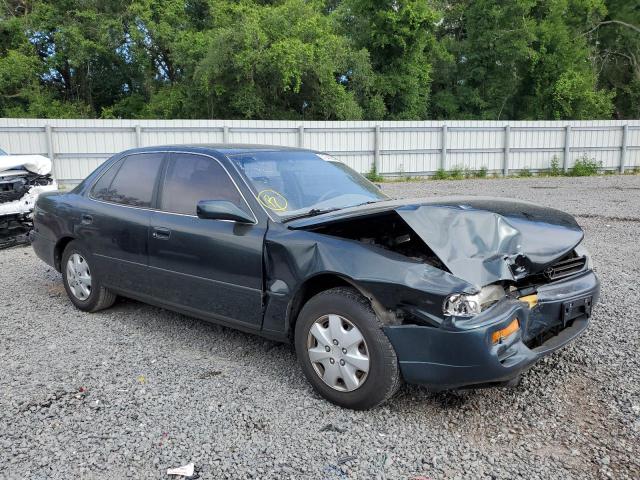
384,271,600,389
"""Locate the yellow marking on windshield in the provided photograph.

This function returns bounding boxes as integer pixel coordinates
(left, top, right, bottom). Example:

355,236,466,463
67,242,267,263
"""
257,190,288,211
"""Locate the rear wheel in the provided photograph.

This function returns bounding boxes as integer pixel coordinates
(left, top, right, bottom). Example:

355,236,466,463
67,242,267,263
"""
61,240,116,312
295,287,401,409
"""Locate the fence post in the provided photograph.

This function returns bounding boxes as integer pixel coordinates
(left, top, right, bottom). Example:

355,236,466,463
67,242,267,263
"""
374,125,381,174
223,126,229,143
620,124,629,174
503,124,511,177
441,124,448,171
45,124,55,179
298,125,304,148
135,125,142,147
563,124,571,173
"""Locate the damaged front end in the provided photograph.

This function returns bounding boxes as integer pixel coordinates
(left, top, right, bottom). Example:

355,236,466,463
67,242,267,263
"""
268,197,599,389
0,154,57,249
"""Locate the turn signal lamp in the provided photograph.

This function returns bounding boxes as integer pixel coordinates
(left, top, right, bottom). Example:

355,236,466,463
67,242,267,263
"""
492,318,520,344
519,294,538,309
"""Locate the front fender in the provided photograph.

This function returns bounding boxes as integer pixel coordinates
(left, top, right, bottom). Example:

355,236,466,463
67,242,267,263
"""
261,225,473,337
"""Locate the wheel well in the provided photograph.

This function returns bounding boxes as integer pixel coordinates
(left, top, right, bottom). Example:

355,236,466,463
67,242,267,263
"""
53,237,75,271
286,273,393,339
287,274,352,334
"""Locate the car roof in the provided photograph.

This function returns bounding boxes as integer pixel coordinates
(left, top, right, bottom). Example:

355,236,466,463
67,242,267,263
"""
124,144,314,156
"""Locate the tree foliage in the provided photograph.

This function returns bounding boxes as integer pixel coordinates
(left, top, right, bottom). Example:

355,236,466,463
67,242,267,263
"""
591,0,640,118
0,0,636,120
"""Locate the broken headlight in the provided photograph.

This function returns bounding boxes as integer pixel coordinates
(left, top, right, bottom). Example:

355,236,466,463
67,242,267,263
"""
443,285,506,317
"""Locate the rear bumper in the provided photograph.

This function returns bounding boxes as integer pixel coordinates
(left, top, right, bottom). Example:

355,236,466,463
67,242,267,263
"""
384,271,600,389
30,229,57,269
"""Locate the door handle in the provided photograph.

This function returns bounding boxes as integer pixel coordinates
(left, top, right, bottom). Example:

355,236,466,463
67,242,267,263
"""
152,227,171,240
81,214,93,225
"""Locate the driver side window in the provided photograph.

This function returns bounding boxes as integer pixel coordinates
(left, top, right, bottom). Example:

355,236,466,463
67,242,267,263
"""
160,153,245,216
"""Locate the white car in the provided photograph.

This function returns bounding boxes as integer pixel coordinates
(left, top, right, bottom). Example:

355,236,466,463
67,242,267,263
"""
0,148,57,247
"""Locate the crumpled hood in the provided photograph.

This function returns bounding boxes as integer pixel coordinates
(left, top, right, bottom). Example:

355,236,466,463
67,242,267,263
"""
288,197,584,286
0,155,52,175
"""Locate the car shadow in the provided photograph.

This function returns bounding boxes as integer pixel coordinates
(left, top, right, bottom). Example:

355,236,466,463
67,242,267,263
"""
78,295,539,411
102,296,308,386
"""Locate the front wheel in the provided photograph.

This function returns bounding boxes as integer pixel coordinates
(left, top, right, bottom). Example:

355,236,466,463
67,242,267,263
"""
61,240,116,312
294,287,401,409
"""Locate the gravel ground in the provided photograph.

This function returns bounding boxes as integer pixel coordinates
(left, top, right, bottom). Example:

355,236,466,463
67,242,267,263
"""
1,175,639,479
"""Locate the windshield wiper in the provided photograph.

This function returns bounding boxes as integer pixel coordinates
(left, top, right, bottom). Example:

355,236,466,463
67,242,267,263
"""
352,200,384,207
282,207,343,222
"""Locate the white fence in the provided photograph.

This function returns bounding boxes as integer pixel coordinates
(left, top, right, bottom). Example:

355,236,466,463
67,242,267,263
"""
1,118,639,187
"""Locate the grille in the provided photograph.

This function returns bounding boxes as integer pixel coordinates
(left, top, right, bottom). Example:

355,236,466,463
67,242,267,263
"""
0,187,25,203
0,174,51,203
542,254,587,281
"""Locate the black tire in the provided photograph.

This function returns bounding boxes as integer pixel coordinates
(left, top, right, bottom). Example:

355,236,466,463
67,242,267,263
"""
61,240,116,312
294,287,401,409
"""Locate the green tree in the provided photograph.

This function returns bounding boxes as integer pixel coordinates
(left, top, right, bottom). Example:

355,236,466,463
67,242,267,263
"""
430,0,536,119
0,0,633,120
124,0,218,118
591,0,640,118
336,0,438,119
519,0,614,119
24,1,141,116
432,0,614,120
195,0,377,120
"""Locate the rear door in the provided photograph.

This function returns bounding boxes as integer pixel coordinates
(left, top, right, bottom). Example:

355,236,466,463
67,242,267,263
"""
148,152,265,327
82,152,164,296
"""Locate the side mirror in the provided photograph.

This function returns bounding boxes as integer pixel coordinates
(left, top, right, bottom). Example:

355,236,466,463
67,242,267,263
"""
196,200,254,223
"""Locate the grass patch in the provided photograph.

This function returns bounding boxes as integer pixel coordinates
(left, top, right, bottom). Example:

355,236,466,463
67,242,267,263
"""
431,165,488,180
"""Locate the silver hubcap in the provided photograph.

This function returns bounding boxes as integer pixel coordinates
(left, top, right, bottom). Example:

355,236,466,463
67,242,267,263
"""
306,314,370,392
66,253,92,301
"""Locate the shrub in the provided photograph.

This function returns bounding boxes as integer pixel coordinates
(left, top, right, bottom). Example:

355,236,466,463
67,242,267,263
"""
365,164,384,182
473,166,488,178
448,165,464,180
432,169,449,180
569,155,601,176
549,156,562,176
518,167,532,177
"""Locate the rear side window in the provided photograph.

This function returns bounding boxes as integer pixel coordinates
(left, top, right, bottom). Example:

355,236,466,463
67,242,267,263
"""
160,153,246,216
91,154,163,208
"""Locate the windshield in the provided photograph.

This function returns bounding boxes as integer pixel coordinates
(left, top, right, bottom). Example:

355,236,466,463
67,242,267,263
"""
228,151,387,220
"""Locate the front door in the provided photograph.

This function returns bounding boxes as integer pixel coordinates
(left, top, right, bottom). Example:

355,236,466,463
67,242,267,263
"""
148,152,265,328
